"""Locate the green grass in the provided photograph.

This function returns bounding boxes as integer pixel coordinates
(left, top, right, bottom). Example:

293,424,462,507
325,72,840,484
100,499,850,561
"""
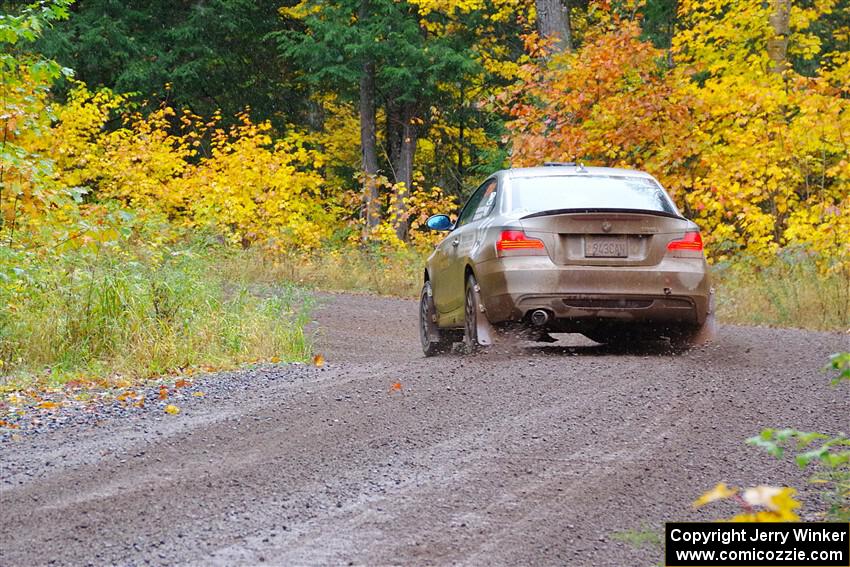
244,245,849,333
610,526,663,549
221,245,426,298
0,241,313,390
714,251,850,332
7,240,839,394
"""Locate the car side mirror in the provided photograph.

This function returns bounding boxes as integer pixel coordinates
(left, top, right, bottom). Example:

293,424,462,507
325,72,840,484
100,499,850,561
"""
425,214,453,231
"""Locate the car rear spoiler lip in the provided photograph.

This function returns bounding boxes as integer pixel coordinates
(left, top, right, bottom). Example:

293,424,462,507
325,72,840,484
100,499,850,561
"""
519,207,687,221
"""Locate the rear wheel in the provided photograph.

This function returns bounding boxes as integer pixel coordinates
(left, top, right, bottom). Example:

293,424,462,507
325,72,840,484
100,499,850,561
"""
419,281,455,357
670,317,717,350
464,275,486,353
670,291,718,350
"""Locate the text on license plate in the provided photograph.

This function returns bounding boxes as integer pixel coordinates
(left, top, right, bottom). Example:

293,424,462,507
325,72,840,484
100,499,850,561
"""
585,235,628,257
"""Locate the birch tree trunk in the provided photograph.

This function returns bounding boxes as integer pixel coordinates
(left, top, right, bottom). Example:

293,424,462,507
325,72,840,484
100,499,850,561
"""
535,0,572,52
767,0,791,75
392,103,419,241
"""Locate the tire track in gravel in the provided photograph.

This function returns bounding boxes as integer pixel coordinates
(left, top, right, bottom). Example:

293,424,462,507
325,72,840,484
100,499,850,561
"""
1,292,848,566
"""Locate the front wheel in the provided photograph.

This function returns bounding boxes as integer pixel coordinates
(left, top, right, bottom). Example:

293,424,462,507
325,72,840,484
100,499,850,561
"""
420,281,455,356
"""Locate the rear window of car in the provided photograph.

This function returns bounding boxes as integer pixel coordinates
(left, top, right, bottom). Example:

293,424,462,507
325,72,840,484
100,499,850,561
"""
510,175,680,216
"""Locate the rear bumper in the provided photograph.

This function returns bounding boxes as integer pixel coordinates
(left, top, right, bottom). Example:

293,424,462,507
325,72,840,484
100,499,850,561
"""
475,256,711,327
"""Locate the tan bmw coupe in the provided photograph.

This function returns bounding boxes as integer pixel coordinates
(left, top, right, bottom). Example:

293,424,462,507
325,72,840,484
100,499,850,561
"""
419,164,716,355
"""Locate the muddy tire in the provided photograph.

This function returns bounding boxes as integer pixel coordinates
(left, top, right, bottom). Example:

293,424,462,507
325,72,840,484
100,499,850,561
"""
463,275,487,353
670,292,718,350
670,316,717,350
419,281,455,357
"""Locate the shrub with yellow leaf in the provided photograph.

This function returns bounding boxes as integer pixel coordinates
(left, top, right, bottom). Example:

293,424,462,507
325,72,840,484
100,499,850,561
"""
28,86,336,254
695,483,801,522
184,115,333,252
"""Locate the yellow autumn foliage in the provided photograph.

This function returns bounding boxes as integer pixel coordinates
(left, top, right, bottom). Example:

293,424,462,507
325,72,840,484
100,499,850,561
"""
695,483,802,522
673,0,850,267
20,86,335,253
507,7,850,270
734,486,802,522
182,115,331,252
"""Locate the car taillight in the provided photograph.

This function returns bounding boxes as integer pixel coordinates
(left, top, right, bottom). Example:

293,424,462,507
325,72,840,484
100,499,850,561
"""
667,231,704,252
496,230,546,257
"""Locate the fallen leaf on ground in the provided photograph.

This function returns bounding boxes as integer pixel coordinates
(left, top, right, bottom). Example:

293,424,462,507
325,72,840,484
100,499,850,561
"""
270,356,281,364
117,391,136,403
0,420,20,429
390,382,402,392
174,378,190,388
312,354,325,367
693,483,736,507
37,401,60,409
159,386,169,400
192,391,205,397
164,404,180,415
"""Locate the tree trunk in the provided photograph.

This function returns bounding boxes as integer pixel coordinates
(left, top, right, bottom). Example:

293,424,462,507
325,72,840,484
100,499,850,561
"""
765,0,792,244
535,0,572,52
359,60,380,232
391,103,419,241
456,81,465,195
767,0,791,75
385,99,402,178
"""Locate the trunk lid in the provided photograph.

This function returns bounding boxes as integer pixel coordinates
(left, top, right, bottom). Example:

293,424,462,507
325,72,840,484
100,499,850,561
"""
519,209,693,266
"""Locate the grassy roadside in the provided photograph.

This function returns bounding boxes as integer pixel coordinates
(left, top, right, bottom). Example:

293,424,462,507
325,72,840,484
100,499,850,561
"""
219,246,425,299
247,247,849,333
0,241,314,396
713,254,850,332
2,242,844,402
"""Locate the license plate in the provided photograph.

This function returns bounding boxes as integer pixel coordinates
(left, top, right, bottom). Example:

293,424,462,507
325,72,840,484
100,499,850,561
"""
585,235,628,258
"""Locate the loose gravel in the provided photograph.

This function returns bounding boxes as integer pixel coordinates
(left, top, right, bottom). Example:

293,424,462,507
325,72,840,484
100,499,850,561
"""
0,292,848,566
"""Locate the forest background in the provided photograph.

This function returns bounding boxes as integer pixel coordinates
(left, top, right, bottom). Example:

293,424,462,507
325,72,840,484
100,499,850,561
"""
0,0,848,389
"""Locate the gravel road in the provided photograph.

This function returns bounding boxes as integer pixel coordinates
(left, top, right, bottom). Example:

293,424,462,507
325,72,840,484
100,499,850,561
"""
1,292,848,566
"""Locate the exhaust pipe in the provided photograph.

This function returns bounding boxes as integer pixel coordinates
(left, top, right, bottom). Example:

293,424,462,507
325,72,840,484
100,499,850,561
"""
530,309,551,327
